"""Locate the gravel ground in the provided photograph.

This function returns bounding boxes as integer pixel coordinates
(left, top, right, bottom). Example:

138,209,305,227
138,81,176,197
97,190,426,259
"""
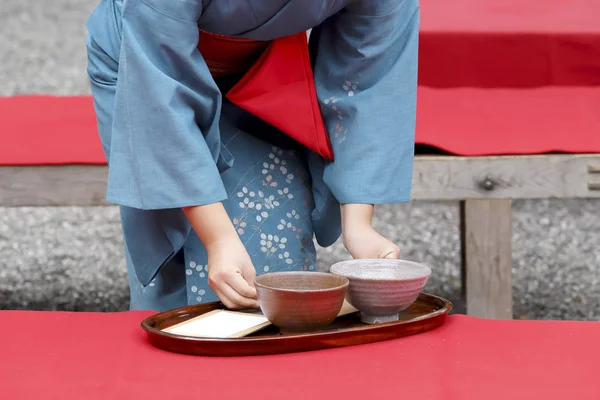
1,0,599,319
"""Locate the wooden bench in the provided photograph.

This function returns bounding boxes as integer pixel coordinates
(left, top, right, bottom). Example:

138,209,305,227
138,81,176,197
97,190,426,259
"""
3,153,600,319
2,85,600,321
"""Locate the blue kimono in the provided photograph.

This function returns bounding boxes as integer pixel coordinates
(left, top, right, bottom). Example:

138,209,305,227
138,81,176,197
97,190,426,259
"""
85,0,419,311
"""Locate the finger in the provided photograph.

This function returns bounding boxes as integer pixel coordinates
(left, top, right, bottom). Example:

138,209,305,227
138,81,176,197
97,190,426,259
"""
211,287,237,309
381,246,401,259
214,284,259,310
228,271,258,299
240,265,257,287
208,274,240,309
221,283,260,309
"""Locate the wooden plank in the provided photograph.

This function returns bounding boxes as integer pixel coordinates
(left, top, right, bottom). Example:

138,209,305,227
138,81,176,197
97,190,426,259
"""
412,153,600,200
2,154,600,207
0,165,108,207
460,199,513,319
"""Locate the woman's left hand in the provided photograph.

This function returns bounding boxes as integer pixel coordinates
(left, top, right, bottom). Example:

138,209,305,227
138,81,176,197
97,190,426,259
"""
341,204,401,259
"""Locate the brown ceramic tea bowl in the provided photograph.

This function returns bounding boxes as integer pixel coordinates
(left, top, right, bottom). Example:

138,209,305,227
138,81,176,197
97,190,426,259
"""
330,259,431,324
254,271,349,334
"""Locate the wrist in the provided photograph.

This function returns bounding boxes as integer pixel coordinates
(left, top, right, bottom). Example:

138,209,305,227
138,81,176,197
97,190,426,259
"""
203,229,241,254
341,203,374,234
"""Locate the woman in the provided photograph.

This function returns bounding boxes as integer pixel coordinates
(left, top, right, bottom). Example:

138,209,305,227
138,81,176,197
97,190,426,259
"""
85,0,419,311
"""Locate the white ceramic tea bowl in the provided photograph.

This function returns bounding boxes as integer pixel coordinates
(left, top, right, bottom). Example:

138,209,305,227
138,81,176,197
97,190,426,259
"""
330,259,432,324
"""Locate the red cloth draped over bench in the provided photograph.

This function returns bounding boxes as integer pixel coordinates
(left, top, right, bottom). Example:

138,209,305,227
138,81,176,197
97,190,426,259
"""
419,0,600,87
1,88,599,166
0,96,105,165
1,0,599,165
0,310,598,399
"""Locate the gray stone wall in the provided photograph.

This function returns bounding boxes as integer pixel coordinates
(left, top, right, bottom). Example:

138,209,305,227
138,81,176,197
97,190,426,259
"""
1,0,599,319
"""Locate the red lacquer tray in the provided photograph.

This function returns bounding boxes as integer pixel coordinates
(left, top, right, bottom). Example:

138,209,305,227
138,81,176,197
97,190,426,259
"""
141,293,452,357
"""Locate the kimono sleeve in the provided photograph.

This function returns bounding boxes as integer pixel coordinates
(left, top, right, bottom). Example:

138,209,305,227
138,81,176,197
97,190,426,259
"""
309,0,420,204
107,0,230,210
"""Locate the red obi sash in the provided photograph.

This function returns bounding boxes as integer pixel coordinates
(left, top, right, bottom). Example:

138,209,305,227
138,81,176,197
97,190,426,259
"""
198,30,334,161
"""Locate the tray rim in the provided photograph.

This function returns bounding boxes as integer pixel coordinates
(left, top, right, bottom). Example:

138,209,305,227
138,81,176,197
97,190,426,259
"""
141,292,452,344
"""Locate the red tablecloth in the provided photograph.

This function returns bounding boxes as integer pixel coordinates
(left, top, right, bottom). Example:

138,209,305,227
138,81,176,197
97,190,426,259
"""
1,311,598,399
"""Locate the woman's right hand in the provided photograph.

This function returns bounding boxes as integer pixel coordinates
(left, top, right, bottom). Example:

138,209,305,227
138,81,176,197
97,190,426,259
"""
182,202,259,310
206,237,259,310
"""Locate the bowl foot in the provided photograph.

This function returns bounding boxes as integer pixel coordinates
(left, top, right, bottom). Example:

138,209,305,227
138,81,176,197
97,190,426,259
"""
360,312,399,324
278,326,326,335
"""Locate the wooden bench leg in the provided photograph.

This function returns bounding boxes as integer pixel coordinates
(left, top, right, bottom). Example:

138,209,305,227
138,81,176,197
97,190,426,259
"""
460,199,513,319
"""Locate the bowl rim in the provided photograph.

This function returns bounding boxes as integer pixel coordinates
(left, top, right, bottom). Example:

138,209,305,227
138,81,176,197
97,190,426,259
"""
254,271,349,293
329,259,432,282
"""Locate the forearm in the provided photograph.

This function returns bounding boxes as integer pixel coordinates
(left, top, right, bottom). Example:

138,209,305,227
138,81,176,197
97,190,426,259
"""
341,203,374,233
183,204,259,309
182,203,238,251
341,203,400,259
